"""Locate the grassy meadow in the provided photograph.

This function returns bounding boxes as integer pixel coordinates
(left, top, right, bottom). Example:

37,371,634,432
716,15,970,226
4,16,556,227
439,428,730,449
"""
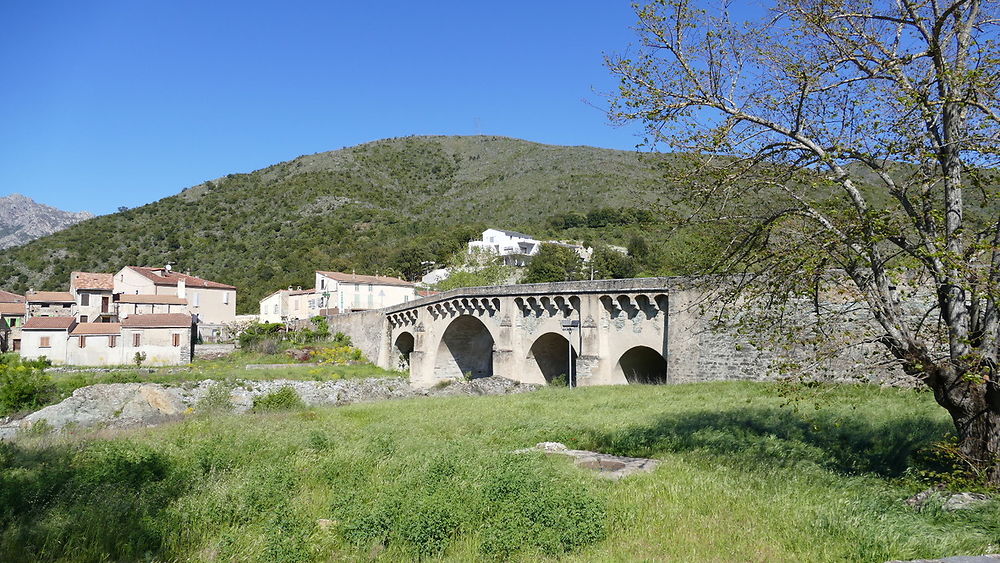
2,381,997,562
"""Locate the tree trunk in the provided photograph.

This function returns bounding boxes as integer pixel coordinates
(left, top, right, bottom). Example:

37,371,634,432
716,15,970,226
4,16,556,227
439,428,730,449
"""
932,368,1000,486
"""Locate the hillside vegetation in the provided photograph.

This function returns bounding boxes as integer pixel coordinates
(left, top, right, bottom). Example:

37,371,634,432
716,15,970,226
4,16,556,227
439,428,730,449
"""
0,136,722,313
2,382,997,561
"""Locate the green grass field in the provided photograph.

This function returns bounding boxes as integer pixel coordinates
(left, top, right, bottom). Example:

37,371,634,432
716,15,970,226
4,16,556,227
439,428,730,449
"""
1,381,997,562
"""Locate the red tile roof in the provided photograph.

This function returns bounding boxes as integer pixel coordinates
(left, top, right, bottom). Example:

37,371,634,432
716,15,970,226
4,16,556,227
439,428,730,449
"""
70,323,122,335
26,291,76,303
71,271,114,290
121,313,193,328
23,317,76,331
126,267,236,290
0,303,24,315
316,271,414,288
116,294,188,305
0,290,25,303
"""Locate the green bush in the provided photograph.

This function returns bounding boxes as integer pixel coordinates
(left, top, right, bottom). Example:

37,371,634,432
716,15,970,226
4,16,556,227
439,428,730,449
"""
252,387,305,412
912,435,998,493
239,322,285,349
0,363,54,416
196,383,234,414
313,346,366,365
331,332,352,348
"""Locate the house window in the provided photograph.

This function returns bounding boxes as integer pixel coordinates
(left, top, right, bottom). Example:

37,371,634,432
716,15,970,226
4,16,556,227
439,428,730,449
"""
133,333,141,347
273,304,279,314
193,293,200,307
320,279,326,290
223,292,229,305
109,335,117,348
80,293,90,306
368,284,373,292
40,336,50,348
79,336,86,348
80,315,88,323
63,303,71,309
172,333,181,347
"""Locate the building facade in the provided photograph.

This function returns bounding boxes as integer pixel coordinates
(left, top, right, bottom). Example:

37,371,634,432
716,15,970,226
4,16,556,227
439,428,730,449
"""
70,271,116,323
114,266,236,341
0,291,25,352
315,271,416,313
21,314,194,366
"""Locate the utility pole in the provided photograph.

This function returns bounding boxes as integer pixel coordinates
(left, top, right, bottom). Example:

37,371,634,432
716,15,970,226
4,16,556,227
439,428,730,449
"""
560,319,580,388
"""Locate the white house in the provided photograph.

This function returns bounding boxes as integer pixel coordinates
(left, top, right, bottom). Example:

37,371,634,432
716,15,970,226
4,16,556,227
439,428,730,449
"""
259,287,316,323
315,271,416,313
468,229,541,265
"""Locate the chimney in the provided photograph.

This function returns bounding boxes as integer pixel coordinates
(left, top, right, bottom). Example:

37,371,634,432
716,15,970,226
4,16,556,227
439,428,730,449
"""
177,279,186,299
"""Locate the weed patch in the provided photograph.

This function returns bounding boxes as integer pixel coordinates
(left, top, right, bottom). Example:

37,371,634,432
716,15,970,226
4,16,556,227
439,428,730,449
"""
252,387,305,412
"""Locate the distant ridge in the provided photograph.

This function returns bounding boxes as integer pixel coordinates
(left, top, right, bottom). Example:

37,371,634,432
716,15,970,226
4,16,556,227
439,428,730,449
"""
0,194,93,249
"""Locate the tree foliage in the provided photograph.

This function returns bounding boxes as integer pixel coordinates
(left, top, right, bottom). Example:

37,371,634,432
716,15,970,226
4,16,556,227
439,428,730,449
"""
609,0,1000,483
523,244,585,283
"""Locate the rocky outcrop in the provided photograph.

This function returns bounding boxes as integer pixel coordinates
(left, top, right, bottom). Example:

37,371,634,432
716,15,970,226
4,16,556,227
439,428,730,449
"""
0,376,537,439
0,193,93,249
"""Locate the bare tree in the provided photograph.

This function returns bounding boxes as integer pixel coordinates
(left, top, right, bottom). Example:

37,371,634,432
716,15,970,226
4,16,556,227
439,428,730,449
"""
608,0,1000,482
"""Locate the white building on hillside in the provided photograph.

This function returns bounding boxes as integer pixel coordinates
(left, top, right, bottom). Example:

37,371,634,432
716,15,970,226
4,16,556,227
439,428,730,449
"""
467,228,541,266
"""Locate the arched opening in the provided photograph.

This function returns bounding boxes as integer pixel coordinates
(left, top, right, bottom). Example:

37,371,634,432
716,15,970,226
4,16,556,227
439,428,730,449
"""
433,315,494,380
615,346,668,384
393,332,414,371
526,332,577,385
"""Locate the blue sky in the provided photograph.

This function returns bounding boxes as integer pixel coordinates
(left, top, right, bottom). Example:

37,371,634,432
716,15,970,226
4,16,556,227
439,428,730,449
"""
0,1,650,215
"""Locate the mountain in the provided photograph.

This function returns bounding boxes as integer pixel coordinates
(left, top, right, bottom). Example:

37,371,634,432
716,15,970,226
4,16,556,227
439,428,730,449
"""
0,194,94,249
0,136,720,313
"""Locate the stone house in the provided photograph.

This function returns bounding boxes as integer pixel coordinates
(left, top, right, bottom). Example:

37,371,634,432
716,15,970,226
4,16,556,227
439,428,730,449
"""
0,291,25,352
25,291,76,318
70,271,115,323
114,266,236,341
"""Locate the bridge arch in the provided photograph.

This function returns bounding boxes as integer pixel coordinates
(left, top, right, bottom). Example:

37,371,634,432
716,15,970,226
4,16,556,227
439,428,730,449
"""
393,331,415,370
525,332,577,385
433,315,495,381
614,345,668,384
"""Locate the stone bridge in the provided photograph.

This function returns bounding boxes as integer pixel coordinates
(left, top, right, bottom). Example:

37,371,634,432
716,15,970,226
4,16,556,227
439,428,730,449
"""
324,278,779,388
